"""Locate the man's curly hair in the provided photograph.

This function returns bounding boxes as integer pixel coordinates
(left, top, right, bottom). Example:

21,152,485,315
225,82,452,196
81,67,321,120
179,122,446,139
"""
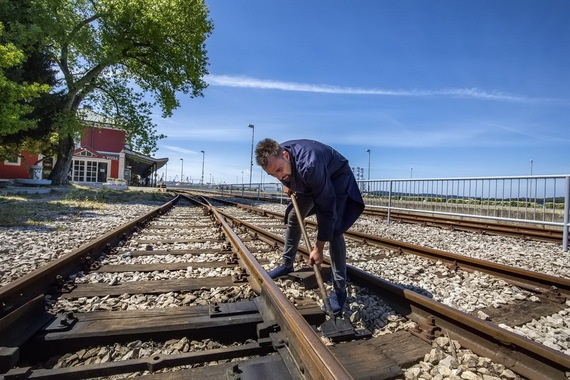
255,138,283,167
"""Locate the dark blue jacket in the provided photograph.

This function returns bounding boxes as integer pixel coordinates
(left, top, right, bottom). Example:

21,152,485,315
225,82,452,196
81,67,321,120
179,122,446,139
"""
280,139,364,241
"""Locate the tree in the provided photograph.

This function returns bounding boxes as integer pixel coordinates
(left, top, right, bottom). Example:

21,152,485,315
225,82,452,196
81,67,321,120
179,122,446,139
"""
0,0,69,165
34,0,213,185
0,22,50,139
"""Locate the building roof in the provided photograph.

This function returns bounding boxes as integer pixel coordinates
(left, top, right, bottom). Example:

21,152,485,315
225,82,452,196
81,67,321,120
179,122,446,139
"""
123,148,168,175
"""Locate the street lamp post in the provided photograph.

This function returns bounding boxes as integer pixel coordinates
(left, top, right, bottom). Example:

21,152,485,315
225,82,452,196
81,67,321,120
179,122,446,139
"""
180,158,183,184
365,148,371,192
200,150,205,185
248,124,254,190
530,159,534,175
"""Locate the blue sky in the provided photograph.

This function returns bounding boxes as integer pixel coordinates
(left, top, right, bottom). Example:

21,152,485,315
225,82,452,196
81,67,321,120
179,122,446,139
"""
153,0,570,185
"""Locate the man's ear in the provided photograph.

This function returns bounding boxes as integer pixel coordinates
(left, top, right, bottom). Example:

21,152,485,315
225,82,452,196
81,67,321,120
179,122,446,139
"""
282,150,289,161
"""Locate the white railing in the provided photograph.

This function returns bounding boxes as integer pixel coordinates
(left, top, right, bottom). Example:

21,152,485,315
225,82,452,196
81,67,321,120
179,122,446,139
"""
360,175,570,250
189,175,570,250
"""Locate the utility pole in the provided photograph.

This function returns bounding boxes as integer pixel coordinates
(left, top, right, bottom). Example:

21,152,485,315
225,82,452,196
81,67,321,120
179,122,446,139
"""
248,124,254,189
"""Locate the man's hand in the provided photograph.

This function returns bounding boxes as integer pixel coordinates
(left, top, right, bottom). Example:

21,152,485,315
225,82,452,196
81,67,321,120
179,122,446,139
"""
309,240,325,267
283,186,293,196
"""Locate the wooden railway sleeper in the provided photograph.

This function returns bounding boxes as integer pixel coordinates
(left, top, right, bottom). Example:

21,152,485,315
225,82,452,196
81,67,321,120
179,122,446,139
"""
3,339,277,379
537,286,566,304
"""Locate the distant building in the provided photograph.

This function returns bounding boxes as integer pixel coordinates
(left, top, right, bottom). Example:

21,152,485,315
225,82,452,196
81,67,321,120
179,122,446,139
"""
0,110,168,186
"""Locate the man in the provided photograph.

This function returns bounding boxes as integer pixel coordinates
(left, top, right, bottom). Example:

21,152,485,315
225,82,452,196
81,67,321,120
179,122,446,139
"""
255,138,364,315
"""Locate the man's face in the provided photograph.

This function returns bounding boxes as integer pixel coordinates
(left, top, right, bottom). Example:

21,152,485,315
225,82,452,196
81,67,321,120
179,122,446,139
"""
264,151,292,181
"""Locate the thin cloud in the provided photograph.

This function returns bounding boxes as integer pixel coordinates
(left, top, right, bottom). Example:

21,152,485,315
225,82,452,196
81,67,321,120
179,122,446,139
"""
161,145,196,155
496,125,570,143
206,74,562,103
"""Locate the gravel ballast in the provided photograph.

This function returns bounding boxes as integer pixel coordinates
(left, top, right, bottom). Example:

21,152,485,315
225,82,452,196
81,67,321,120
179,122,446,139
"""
2,193,569,379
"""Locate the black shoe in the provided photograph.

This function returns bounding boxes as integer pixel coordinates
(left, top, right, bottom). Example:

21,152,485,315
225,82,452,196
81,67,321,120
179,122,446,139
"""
267,265,293,279
322,289,347,315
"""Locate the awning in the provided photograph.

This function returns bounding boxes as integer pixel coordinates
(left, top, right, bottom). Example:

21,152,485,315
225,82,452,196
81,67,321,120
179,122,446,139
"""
123,148,168,178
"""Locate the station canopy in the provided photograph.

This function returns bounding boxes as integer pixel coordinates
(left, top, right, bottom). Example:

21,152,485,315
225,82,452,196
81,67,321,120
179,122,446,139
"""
123,148,168,178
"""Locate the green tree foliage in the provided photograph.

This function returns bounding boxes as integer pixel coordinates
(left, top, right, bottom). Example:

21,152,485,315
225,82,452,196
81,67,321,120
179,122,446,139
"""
0,23,50,138
36,0,213,184
0,0,64,163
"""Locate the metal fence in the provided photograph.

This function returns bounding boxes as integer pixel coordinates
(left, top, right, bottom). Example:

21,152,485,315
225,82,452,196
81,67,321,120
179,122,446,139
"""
187,175,570,250
360,175,570,250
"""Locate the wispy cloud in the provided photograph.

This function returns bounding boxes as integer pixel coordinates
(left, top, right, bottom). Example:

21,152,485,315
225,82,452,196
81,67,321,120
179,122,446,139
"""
161,145,196,155
206,74,562,103
496,125,570,143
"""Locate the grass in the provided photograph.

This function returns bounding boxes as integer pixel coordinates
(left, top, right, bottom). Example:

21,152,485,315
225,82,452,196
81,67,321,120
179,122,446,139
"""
0,187,174,227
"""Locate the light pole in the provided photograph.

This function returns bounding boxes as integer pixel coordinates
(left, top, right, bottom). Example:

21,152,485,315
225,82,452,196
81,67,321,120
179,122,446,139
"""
410,167,413,179
530,159,534,175
200,150,205,185
365,148,371,192
248,124,254,189
365,149,371,180
180,158,183,183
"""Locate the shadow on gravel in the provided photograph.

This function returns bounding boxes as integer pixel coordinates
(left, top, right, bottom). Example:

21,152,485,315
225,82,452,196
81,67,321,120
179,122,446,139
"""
0,188,175,228
396,283,434,299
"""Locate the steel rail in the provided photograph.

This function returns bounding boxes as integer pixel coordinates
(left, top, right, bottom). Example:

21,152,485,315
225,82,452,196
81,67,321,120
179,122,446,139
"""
211,202,570,380
341,227,570,299
187,195,353,380
363,208,564,243
348,267,570,380
188,190,565,244
205,197,570,299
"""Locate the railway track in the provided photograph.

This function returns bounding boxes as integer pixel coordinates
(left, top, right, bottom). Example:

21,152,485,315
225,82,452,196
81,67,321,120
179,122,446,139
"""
200,193,570,378
203,190,566,245
0,194,568,379
205,195,570,301
362,208,566,245
1,195,348,379
202,194,570,378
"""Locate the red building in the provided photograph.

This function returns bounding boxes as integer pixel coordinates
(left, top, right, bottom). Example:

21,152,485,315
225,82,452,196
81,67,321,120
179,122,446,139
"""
0,151,46,180
0,110,168,186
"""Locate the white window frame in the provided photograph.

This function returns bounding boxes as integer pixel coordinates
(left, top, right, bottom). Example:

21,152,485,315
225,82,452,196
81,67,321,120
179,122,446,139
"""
4,156,22,166
71,157,111,182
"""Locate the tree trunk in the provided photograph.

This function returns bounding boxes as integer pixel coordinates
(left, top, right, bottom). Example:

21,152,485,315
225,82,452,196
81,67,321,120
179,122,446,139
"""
48,134,75,185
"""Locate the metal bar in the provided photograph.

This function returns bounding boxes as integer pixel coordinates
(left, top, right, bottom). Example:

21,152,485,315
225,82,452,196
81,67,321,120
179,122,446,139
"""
562,176,570,251
387,181,392,224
